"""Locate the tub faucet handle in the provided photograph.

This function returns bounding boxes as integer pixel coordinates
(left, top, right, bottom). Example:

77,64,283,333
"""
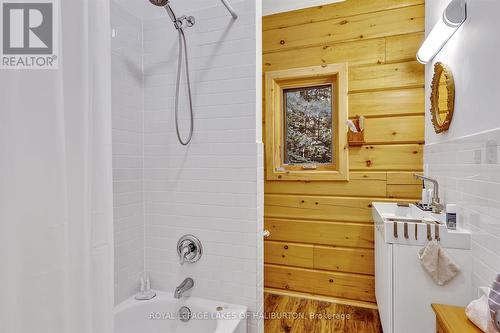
179,240,195,265
177,235,202,265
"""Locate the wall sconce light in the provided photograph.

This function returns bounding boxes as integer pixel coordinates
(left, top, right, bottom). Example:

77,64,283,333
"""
417,0,467,64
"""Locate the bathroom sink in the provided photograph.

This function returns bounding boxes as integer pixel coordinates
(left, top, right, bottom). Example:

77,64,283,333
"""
372,202,470,249
373,203,473,333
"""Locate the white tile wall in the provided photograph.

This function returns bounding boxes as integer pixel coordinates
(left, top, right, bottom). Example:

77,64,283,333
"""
111,2,145,305
110,0,263,331
426,128,500,295
142,2,263,331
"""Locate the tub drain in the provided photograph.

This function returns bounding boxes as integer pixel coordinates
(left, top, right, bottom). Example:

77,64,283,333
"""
178,306,192,322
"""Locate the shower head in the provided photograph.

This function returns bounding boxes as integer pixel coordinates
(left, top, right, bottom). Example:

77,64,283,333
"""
148,0,178,25
149,0,169,6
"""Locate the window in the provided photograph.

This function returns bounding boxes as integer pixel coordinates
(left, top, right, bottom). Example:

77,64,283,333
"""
265,64,348,181
283,85,333,165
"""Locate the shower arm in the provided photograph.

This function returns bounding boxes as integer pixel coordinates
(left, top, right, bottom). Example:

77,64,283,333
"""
220,0,238,19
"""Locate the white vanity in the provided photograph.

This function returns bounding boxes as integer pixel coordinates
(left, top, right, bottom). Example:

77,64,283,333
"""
372,203,473,333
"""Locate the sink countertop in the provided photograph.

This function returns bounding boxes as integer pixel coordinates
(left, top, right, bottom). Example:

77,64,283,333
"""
372,202,471,249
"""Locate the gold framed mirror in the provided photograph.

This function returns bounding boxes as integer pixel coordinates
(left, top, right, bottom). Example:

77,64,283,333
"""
430,62,455,133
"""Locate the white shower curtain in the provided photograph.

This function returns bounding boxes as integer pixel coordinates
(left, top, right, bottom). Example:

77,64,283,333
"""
0,0,114,332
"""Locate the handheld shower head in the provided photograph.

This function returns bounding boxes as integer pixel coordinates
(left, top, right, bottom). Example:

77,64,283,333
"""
148,0,178,25
149,0,169,6
147,0,195,145
164,5,178,24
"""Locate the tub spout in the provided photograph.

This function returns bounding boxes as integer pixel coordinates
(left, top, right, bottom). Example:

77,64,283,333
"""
174,277,194,299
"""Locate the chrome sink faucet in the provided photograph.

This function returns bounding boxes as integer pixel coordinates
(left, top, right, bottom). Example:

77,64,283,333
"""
174,277,194,299
414,174,444,214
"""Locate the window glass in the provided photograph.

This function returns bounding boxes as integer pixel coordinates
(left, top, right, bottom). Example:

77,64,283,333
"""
283,85,333,165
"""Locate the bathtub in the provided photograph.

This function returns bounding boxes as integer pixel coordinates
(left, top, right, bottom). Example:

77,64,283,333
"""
114,290,247,333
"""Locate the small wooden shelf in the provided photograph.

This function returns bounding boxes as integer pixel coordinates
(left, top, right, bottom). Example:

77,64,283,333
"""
347,117,365,146
348,129,365,146
431,304,482,333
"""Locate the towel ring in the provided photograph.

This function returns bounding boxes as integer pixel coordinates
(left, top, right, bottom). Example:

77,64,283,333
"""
435,224,440,242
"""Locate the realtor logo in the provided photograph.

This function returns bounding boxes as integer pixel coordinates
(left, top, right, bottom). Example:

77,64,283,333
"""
1,0,58,69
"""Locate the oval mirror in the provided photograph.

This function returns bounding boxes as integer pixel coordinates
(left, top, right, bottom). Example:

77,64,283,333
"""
430,62,455,133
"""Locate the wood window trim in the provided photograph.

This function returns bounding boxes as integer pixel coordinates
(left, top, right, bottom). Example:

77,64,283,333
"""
265,64,349,181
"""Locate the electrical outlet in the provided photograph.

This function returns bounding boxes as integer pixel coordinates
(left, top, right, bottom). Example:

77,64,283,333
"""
485,140,498,164
474,149,482,164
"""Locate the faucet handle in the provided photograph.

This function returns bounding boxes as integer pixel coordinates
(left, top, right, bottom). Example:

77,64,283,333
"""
177,235,202,265
432,202,444,214
179,241,194,265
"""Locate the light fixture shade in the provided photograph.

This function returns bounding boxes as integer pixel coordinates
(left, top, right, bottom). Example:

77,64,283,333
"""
417,0,467,64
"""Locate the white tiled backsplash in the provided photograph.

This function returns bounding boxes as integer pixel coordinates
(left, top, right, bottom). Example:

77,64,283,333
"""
426,128,500,295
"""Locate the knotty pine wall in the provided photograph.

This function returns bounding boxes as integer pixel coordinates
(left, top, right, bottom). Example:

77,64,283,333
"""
263,0,425,306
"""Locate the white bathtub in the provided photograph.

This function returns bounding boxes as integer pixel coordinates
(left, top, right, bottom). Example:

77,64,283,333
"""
114,290,247,333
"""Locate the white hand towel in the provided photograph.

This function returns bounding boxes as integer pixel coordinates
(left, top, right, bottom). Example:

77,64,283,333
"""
418,240,460,286
466,287,499,333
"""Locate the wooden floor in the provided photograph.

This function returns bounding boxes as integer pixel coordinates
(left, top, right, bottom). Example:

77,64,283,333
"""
264,293,383,333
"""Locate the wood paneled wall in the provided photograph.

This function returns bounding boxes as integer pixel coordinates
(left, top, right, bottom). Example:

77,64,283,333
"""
263,0,425,306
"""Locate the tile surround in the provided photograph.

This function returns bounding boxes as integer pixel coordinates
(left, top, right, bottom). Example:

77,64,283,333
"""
426,128,500,294
111,1,263,331
111,2,145,305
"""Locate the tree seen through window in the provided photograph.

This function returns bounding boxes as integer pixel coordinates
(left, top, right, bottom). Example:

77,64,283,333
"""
283,85,333,165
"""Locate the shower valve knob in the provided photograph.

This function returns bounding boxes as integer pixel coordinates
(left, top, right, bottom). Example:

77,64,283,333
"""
177,235,202,265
